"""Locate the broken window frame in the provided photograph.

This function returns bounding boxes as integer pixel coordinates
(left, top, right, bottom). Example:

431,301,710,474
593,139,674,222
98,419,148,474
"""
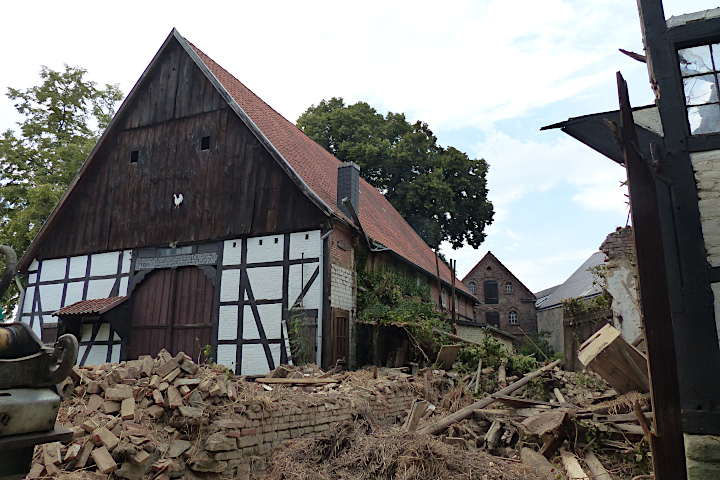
678,43,720,135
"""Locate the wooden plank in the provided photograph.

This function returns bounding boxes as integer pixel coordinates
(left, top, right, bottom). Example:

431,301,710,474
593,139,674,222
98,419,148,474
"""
255,377,338,385
584,450,612,480
417,359,561,435
560,447,589,480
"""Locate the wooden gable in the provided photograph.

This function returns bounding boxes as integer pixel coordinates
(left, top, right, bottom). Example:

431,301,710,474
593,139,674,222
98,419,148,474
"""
27,33,327,264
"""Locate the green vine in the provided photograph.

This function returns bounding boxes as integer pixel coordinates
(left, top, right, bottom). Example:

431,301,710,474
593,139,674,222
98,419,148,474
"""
356,262,449,355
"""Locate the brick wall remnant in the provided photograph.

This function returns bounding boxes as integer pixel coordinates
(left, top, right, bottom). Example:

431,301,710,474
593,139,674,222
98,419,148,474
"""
599,226,642,344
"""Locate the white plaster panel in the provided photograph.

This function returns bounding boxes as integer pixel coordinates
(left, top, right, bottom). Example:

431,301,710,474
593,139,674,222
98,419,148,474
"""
246,234,284,264
121,250,132,273
86,279,115,300
289,263,319,308
30,320,41,339
223,239,243,266
84,345,109,366
64,282,84,307
119,277,129,296
68,255,88,279
40,258,67,282
605,261,642,344
22,286,35,313
40,283,64,312
111,345,120,363
218,306,239,341
42,315,58,327
80,324,94,341
95,324,111,342
220,269,241,302
691,150,720,267
28,273,37,284
243,304,282,339
90,252,120,277
270,344,281,369
712,282,720,347
246,266,282,301
77,346,86,364
289,230,321,260
217,344,237,371
241,344,270,375
29,259,39,272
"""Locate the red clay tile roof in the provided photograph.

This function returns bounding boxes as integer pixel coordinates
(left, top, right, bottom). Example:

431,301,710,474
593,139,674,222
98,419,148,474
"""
54,297,128,316
190,42,473,297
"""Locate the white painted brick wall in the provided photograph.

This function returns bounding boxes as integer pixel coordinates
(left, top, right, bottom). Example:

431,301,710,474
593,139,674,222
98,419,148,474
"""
691,150,720,267
289,263,319,308
40,284,64,311
86,278,115,300
289,230,321,260
217,344,237,371
68,255,88,279
40,258,67,282
247,235,284,263
220,269,241,302
64,282,84,306
218,305,239,340
243,304,282,339
246,266,283,301
223,239,243,265
330,264,355,311
242,344,270,375
90,252,120,277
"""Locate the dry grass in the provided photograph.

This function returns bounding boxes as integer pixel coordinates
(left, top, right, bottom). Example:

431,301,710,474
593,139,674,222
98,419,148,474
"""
265,412,541,480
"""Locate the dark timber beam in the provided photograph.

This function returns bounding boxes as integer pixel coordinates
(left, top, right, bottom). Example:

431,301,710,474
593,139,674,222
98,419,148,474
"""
636,0,720,434
618,71,686,479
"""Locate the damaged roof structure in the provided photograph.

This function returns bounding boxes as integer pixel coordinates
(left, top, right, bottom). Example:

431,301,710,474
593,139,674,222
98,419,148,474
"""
545,1,720,478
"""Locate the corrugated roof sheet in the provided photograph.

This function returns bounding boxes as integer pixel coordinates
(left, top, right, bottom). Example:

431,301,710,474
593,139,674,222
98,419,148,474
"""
537,252,606,311
190,41,472,297
54,297,128,316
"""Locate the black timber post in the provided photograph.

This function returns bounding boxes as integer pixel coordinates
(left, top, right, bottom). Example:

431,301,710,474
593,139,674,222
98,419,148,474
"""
635,0,720,435
617,72,687,478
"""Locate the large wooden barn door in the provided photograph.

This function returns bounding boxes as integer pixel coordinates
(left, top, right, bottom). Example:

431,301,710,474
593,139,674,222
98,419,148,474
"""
129,267,214,362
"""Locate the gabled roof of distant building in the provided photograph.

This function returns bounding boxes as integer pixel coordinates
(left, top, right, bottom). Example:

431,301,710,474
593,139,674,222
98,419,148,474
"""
19,29,472,298
537,251,606,311
461,251,535,299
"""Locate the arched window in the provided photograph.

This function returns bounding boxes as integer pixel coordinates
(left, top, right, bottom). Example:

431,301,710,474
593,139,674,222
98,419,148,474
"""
509,311,518,324
505,282,513,294
468,282,476,294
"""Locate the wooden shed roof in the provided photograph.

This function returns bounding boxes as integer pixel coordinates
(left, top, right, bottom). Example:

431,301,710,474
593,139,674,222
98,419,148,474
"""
19,29,472,298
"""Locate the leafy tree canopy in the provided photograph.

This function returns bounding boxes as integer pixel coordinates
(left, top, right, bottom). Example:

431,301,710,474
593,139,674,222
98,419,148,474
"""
296,98,494,249
0,65,123,310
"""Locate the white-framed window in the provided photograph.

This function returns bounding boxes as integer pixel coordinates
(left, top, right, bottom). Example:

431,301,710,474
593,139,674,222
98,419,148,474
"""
505,282,513,294
441,290,447,307
469,282,476,294
509,311,518,324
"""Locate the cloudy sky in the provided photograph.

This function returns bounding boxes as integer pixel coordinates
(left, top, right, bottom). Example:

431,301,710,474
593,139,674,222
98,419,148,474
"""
0,0,715,292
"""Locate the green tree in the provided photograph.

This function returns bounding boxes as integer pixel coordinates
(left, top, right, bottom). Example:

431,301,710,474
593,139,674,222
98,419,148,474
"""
0,65,123,312
297,98,493,249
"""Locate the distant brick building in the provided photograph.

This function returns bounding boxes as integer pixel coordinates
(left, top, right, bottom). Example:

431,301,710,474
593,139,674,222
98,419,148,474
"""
461,252,537,337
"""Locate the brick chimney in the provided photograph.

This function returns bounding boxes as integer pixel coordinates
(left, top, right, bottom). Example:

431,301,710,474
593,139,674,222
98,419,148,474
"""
337,162,360,218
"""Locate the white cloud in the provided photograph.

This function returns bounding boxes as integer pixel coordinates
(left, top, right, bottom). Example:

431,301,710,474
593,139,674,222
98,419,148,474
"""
475,130,628,215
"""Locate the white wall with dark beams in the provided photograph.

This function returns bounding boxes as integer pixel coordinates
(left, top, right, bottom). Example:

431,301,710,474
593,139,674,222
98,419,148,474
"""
216,230,321,374
21,250,132,338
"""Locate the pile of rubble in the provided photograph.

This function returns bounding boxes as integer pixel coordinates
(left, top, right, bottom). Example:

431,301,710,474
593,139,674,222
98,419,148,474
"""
28,350,424,479
26,329,652,479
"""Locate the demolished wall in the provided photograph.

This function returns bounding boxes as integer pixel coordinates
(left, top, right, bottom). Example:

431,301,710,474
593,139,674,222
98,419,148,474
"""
600,227,642,344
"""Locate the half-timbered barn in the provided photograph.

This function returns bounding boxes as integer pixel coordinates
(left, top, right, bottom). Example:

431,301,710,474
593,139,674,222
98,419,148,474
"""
16,29,476,374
